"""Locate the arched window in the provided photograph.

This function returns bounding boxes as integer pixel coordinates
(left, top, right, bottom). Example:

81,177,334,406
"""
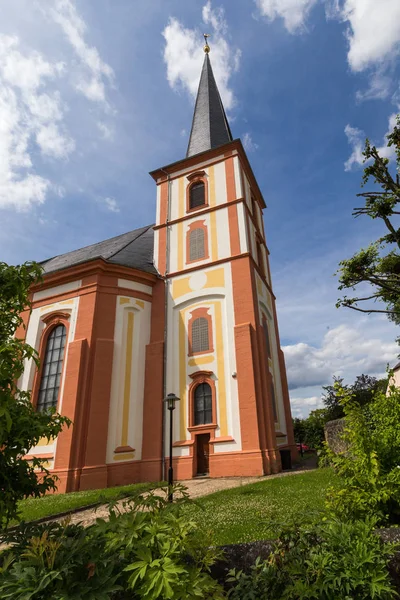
192,317,209,354
194,382,213,425
257,241,265,277
189,227,205,261
270,382,278,422
37,324,67,412
189,181,205,210
262,318,271,357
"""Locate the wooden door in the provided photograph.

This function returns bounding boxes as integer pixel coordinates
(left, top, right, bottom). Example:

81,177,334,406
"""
196,434,210,475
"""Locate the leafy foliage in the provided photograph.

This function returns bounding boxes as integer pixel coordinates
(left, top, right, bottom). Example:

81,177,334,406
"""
326,379,400,524
0,485,225,600
323,374,387,421
227,518,397,600
292,373,388,452
336,114,400,340
0,261,70,529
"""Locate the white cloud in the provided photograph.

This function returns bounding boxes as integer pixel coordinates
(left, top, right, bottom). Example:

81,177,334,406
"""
36,123,75,158
163,2,240,111
329,0,400,72
284,323,397,391
202,1,227,35
290,396,323,417
255,0,318,34
344,124,364,171
355,68,392,102
344,113,397,171
97,121,114,140
0,35,73,210
99,196,120,213
242,132,259,153
43,0,114,106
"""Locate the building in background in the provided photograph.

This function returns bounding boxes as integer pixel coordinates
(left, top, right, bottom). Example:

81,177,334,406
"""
19,43,296,492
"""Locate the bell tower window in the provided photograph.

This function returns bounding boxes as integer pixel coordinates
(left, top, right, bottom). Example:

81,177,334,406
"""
189,181,205,209
186,221,209,264
188,307,213,356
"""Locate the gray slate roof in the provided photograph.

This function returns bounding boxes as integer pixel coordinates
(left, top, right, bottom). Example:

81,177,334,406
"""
42,224,157,276
186,53,233,158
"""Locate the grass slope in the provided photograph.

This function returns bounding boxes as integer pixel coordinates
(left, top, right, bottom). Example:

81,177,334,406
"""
186,468,337,546
16,482,153,524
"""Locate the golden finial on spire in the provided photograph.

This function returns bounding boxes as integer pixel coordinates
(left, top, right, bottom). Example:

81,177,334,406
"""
203,33,210,53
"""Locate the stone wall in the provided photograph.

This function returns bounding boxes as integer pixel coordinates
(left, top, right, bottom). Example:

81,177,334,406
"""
324,418,348,454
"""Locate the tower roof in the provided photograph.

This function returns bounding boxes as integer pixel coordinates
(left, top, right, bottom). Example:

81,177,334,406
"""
186,52,233,158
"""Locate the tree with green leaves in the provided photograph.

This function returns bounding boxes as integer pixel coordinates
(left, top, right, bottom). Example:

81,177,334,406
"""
322,374,387,421
0,261,70,528
336,115,400,340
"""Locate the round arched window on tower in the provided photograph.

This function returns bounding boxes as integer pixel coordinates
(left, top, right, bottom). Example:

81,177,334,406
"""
189,181,206,210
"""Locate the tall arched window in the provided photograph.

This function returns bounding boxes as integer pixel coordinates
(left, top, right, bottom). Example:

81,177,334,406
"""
192,317,209,354
194,383,213,425
189,227,205,261
262,318,271,357
257,241,265,277
189,181,205,209
37,324,67,412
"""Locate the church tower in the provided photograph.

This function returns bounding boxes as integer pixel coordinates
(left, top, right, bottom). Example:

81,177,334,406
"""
151,42,296,479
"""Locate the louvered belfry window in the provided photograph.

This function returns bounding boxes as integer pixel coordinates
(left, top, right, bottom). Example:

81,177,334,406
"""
37,324,67,412
189,227,205,261
189,181,205,209
194,382,213,425
191,317,209,353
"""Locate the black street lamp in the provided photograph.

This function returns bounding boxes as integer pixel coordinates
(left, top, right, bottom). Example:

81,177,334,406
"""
164,392,180,502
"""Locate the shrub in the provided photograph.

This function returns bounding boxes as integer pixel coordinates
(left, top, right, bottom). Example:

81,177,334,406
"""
227,518,397,600
325,380,400,524
0,261,71,528
0,485,225,600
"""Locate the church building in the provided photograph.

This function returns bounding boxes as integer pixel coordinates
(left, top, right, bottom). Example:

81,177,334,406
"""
19,43,296,493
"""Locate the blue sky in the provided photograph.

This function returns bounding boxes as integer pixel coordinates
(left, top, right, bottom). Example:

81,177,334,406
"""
1,0,400,417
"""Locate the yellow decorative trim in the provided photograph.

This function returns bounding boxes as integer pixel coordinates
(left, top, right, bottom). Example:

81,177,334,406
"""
209,166,218,262
119,297,130,305
40,304,54,312
188,355,214,367
209,165,216,208
113,452,135,461
179,175,185,218
179,311,187,440
36,436,55,447
59,300,74,306
135,300,145,309
121,311,134,447
177,177,184,271
205,267,224,289
172,276,191,300
214,301,228,436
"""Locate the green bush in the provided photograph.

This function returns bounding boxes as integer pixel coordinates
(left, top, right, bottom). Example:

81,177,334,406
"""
0,485,225,600
227,518,397,600
325,380,400,524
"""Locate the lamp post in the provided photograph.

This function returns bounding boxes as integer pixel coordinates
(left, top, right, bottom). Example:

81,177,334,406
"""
164,392,180,502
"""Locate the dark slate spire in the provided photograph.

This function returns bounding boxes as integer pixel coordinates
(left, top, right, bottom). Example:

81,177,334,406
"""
186,43,233,158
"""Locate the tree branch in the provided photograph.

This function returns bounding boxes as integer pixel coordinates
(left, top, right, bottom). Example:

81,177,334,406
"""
341,304,398,315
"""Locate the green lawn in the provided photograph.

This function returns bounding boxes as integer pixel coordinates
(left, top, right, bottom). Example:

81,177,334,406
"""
185,468,338,546
16,481,153,524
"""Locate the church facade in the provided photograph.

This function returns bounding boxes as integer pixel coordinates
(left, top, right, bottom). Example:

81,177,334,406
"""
19,47,296,493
